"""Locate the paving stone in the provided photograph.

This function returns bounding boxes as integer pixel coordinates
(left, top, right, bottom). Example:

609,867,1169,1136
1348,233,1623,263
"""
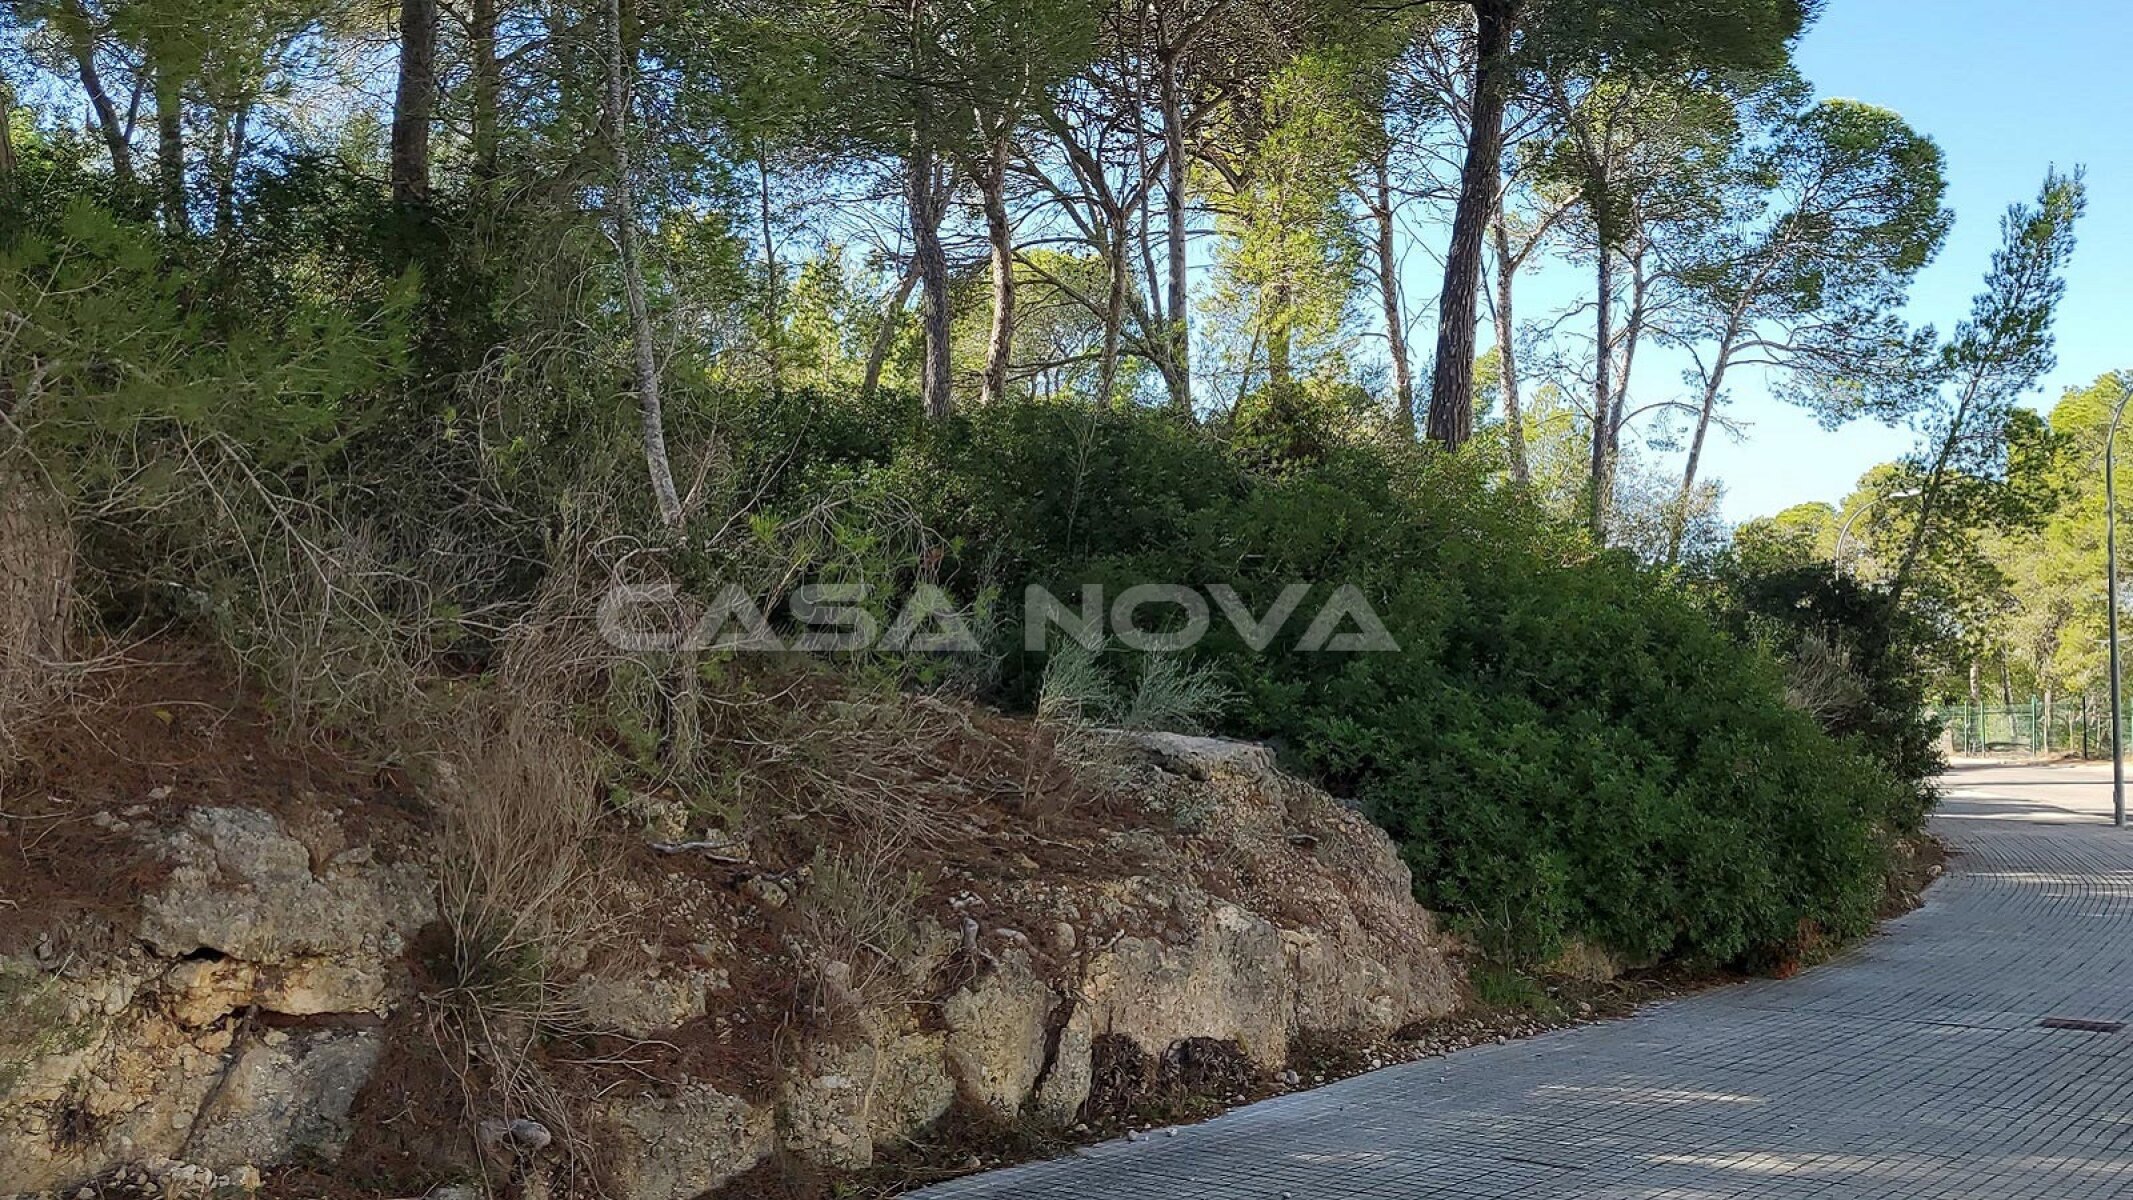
918,763,2133,1199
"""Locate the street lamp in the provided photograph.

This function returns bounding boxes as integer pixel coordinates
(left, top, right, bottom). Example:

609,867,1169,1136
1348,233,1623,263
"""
2104,383,2133,828
1832,488,1922,572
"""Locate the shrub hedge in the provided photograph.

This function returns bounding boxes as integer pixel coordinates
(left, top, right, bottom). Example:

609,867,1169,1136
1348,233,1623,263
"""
740,395,1916,968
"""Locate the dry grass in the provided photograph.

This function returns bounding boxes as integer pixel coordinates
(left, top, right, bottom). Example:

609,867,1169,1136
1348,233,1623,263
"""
791,836,932,1021
430,694,611,999
164,434,439,752
1784,630,1869,725
422,689,622,1197
0,456,77,766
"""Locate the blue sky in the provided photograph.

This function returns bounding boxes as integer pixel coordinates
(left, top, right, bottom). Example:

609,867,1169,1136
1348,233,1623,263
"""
1697,0,2133,521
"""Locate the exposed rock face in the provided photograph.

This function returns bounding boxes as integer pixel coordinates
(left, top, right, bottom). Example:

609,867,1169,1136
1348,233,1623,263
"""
775,1029,956,1170
700,732,1462,1186
0,806,432,1194
600,1085,776,1200
183,1029,382,1165
2,733,1458,1199
942,951,1056,1116
990,733,1463,1121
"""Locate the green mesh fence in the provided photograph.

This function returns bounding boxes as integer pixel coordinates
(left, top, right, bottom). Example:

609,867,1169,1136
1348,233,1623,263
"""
1936,699,2125,758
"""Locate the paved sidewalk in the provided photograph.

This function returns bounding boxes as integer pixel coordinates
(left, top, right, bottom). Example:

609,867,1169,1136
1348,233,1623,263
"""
919,762,2133,1199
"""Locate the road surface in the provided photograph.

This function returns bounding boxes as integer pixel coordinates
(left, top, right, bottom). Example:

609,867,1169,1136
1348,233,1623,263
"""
918,761,2133,1199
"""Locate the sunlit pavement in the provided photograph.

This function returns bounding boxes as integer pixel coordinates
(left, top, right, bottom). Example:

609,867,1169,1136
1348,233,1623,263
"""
917,761,2133,1199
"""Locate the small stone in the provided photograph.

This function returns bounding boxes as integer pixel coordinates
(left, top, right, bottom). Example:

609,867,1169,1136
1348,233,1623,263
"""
740,876,789,909
479,1114,554,1155
509,1117,554,1152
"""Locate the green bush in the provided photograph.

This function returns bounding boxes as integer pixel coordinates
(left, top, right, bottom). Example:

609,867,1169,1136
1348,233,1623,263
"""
1696,559,1944,830
829,400,1909,968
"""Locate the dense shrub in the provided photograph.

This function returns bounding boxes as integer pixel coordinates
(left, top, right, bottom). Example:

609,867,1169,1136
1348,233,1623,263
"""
822,400,1910,967
1695,559,1944,830
2,160,1914,967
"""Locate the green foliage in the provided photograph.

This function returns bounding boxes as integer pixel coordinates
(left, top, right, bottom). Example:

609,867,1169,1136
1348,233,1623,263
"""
0,0,1951,994
1833,370,2133,715
831,400,1908,968
1,194,412,473
1732,503,1838,573
1467,963,1558,1017
1698,559,1943,829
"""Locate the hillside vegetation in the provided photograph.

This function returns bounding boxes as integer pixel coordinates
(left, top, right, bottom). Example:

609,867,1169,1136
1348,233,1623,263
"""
0,0,2073,1189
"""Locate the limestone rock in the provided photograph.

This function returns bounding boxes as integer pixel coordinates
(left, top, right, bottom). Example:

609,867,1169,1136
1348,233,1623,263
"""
560,968,708,1038
601,1085,773,1200
0,806,434,1194
139,807,433,967
778,1031,954,1170
4,726,1464,1198
184,1029,379,1165
942,951,1056,1116
1032,1006,1094,1124
1081,901,1292,1067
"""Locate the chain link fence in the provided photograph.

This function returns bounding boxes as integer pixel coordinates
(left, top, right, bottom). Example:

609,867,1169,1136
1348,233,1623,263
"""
1937,698,2123,758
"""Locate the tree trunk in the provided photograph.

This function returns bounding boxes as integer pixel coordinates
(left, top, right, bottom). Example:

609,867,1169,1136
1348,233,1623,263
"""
1158,51,1191,415
63,3,133,189
391,0,437,203
0,77,15,183
1426,0,1516,449
1372,156,1413,437
470,0,500,187
1889,398,1972,609
1667,317,1741,564
907,147,953,420
1098,223,1127,404
758,144,782,386
1612,246,1650,425
861,263,921,402
1488,212,1528,483
1265,297,1292,391
1668,376,1722,564
213,101,250,238
603,0,682,527
1587,246,1614,538
978,139,1015,407
153,64,185,235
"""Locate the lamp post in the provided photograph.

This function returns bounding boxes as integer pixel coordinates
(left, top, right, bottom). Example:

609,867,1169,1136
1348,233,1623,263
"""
2105,384,2133,828
1833,488,1922,573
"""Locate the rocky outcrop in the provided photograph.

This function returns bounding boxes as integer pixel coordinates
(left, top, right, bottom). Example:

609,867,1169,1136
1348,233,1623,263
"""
942,951,1055,1116
0,806,432,1194
599,732,1462,1197
599,1085,776,1200
961,733,1462,1123
3,732,1459,1199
